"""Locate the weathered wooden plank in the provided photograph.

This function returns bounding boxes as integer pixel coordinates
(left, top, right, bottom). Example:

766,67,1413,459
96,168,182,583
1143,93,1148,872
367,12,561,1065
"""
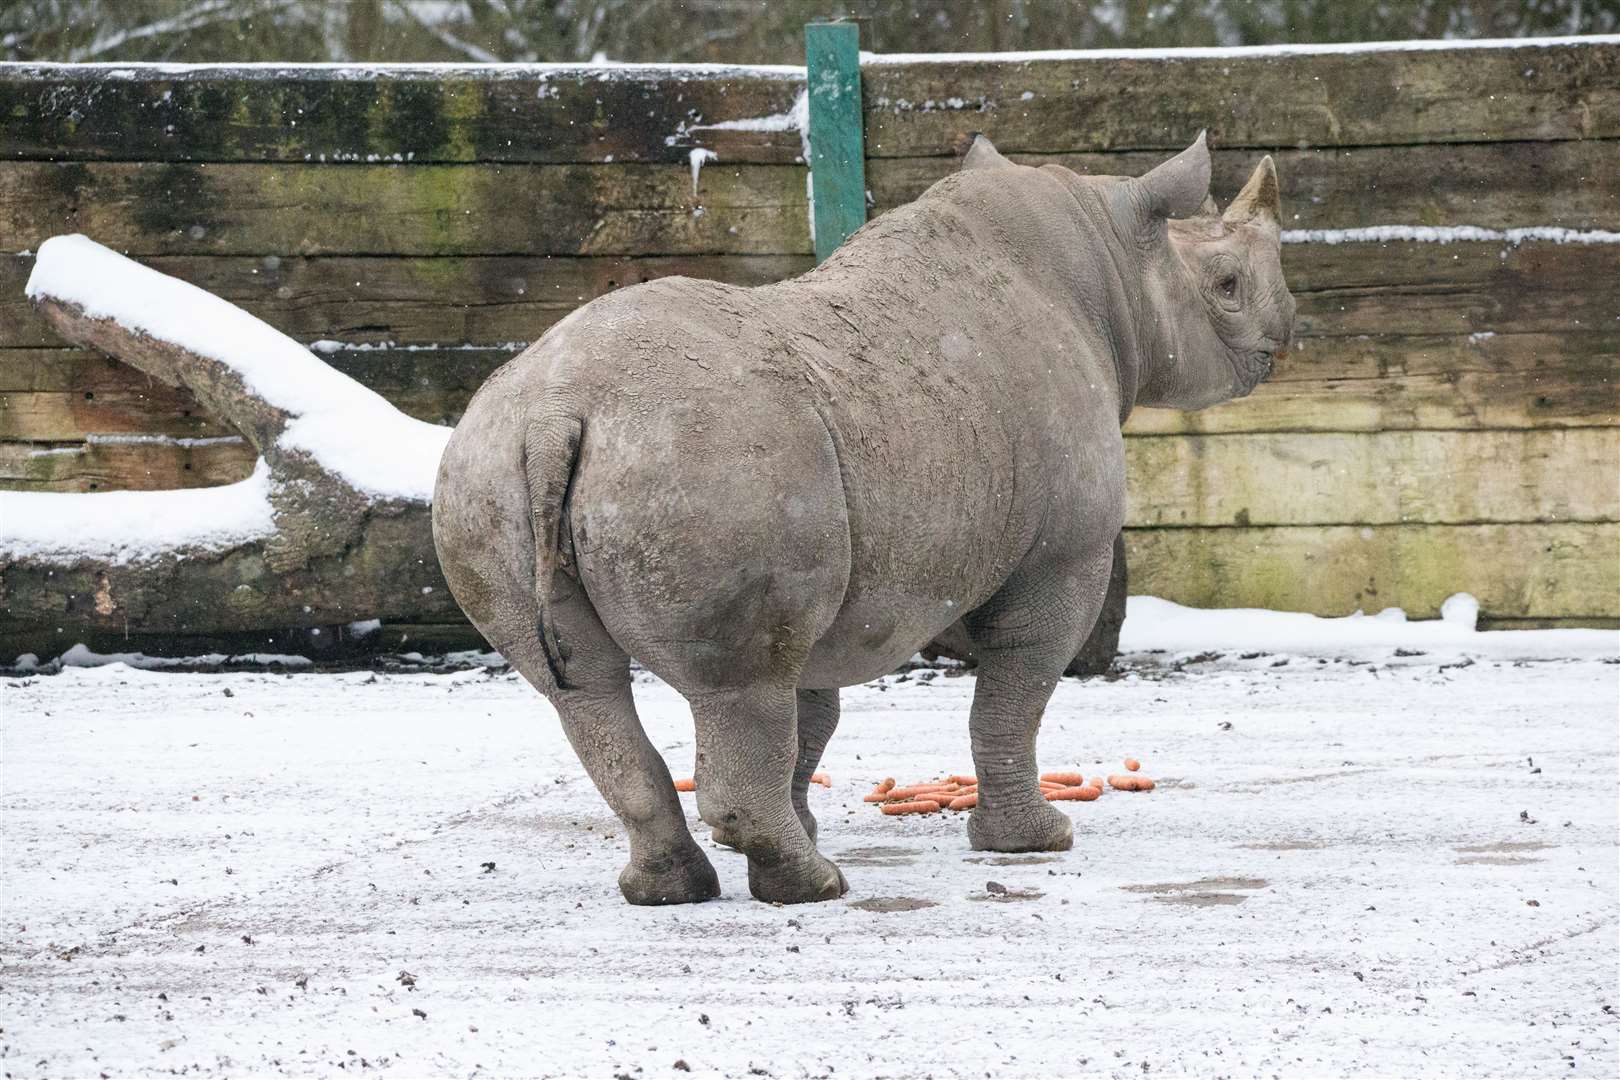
0,436,256,491
0,254,815,349
7,326,1616,451
3,242,1615,349
1283,240,1620,338
0,385,230,440
16,426,1613,530
868,140,1620,231
1125,522,1619,620
0,161,810,257
1125,429,1619,528
861,41,1620,156
0,63,807,165
1126,331,1620,434
7,157,1614,262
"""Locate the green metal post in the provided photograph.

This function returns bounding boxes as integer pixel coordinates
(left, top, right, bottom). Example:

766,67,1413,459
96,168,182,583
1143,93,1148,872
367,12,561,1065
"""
805,22,867,263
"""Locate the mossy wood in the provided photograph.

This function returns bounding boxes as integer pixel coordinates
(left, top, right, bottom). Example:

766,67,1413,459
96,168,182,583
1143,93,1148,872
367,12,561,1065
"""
0,162,812,257
860,42,1620,155
0,63,808,165
868,140,1620,232
3,159,1614,258
2,43,1611,165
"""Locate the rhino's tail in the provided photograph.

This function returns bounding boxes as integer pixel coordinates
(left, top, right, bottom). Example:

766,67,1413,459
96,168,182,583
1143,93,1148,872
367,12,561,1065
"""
523,409,584,691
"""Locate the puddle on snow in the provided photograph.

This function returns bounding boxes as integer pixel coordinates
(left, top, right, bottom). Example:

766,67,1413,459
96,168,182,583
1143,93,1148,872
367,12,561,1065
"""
836,846,921,867
1455,855,1546,866
1454,841,1553,854
1123,876,1268,907
849,896,938,913
962,854,1061,866
969,887,1045,903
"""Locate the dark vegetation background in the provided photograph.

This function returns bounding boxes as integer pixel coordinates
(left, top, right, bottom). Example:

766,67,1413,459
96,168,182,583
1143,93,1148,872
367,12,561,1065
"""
3,0,1617,65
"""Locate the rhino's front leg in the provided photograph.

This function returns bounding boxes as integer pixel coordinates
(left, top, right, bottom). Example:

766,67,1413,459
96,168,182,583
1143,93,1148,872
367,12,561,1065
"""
791,688,839,843
963,548,1112,852
691,684,848,904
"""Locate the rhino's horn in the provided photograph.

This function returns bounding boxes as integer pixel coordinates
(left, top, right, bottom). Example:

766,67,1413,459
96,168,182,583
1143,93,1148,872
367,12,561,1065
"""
1223,155,1282,227
1126,130,1211,222
962,133,1013,171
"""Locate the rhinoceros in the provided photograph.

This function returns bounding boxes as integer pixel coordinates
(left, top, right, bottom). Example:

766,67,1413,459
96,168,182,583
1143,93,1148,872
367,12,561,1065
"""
432,132,1295,905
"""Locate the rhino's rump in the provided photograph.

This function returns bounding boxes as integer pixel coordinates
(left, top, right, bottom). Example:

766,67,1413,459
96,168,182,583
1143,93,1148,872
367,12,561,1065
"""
539,270,1117,688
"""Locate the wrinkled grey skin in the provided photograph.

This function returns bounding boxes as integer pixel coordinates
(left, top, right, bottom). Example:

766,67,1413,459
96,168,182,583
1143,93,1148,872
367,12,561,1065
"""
433,133,1295,905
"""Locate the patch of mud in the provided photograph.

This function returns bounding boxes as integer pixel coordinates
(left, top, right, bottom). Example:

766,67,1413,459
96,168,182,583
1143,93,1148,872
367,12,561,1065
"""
836,846,921,867
1153,892,1250,907
962,854,1060,866
849,896,938,913
1454,841,1553,854
1124,877,1267,906
969,888,1044,903
1455,855,1546,866
1238,840,1327,851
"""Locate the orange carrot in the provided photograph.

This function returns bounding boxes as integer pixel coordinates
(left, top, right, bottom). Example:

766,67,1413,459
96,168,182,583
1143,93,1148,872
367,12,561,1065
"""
1124,758,1141,772
1040,771,1087,786
673,777,696,792
1045,786,1101,802
1089,777,1106,792
948,774,977,786
879,778,897,793
862,791,893,803
947,793,978,810
1108,774,1156,792
885,785,957,801
810,771,831,787
880,799,941,816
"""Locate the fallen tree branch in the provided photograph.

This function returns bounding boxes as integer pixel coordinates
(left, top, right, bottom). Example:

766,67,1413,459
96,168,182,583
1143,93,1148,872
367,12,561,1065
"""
1,235,461,640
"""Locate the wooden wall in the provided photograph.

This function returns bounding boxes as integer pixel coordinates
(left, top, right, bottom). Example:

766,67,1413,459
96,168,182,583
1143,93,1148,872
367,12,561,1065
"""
1,42,1616,641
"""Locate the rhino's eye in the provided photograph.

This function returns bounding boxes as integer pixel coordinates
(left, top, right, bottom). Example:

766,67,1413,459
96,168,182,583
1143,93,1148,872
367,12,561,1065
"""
1217,275,1239,299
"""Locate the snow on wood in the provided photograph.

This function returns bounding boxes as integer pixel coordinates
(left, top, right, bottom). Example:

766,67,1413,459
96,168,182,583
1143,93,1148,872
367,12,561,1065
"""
12,59,807,81
861,33,1620,65
686,88,811,159
687,147,717,197
0,458,275,565
1283,225,1620,246
1120,595,1618,662
25,234,451,502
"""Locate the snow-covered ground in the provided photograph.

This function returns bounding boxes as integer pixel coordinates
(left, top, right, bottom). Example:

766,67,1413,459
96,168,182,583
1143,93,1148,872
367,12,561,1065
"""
3,611,1617,1078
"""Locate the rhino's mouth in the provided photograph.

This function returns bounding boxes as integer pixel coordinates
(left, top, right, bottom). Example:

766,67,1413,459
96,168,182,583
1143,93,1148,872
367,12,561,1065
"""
1231,348,1274,396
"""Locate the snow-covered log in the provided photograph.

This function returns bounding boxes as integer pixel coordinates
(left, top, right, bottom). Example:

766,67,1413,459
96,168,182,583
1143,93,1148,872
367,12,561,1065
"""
1,235,462,638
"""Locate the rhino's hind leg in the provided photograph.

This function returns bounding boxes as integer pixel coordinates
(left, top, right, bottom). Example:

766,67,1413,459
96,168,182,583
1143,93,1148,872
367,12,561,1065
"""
691,685,848,904
962,546,1113,853
790,688,839,843
555,683,721,905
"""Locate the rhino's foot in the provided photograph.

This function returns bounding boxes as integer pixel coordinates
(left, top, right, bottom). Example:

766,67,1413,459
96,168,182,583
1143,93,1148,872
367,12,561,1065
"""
967,798,1074,853
747,850,848,905
618,845,722,906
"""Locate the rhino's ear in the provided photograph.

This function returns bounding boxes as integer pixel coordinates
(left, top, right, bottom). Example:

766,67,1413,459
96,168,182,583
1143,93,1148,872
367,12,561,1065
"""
1223,155,1282,228
962,133,1013,171
1125,130,1211,224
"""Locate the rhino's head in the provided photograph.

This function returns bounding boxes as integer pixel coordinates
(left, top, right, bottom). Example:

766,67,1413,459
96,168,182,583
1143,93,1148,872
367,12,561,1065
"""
967,133,1296,410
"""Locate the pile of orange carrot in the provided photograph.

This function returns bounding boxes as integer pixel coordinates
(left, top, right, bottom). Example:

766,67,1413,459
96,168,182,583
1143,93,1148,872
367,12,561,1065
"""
672,772,830,793
864,759,1154,815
